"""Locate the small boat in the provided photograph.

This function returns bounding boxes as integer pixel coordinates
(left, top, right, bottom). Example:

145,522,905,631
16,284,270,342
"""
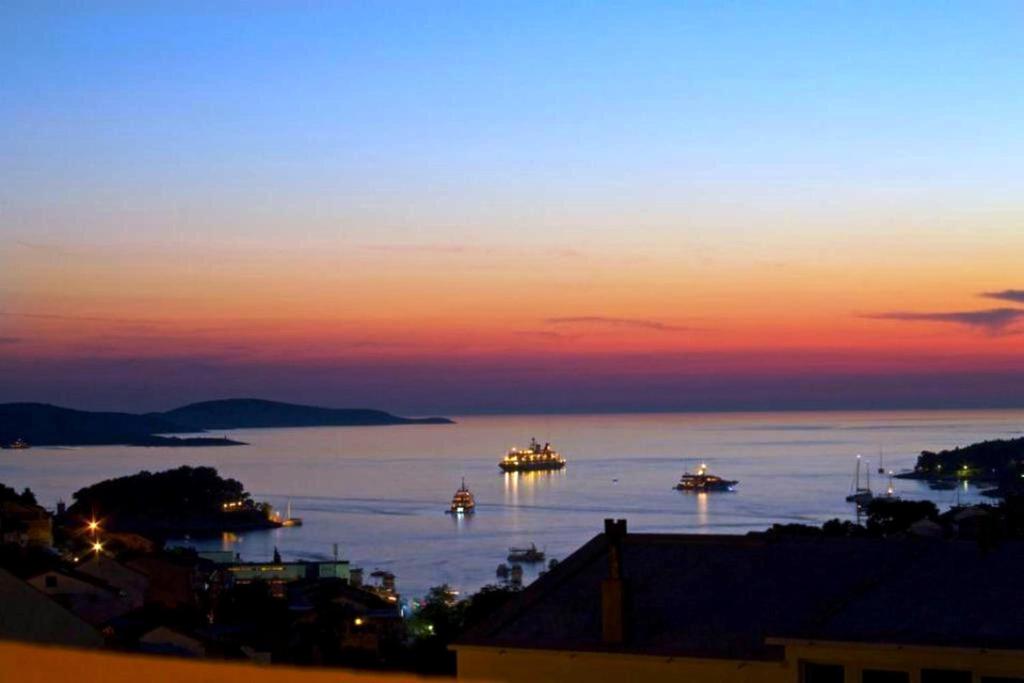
447,478,476,515
675,462,738,492
507,543,545,563
499,438,566,473
282,500,303,527
845,454,874,505
3,438,30,450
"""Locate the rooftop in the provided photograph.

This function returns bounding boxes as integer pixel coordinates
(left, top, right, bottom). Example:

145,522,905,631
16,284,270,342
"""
458,521,1024,660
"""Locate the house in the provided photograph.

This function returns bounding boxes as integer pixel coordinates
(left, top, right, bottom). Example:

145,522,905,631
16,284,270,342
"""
76,556,148,611
138,625,207,658
0,567,103,647
454,519,1024,683
0,500,53,547
126,553,211,610
223,558,350,598
27,566,136,625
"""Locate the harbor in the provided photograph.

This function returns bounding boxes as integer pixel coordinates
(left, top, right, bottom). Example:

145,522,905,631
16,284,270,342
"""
1,409,1014,599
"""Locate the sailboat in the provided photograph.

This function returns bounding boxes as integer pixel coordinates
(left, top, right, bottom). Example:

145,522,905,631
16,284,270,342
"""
282,500,303,527
845,454,874,505
877,449,886,475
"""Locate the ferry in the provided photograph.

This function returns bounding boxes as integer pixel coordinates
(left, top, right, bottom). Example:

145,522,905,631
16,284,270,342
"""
674,463,738,492
447,478,476,515
499,438,566,472
507,543,545,563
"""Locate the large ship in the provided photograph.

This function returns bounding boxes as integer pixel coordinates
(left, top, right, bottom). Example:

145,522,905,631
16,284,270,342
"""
674,463,738,492
447,478,476,515
499,438,566,472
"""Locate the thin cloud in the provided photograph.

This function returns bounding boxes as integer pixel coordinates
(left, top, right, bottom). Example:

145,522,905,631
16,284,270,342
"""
545,316,690,332
863,308,1024,334
982,289,1024,304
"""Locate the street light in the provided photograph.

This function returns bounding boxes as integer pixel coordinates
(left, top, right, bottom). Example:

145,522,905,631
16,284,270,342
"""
92,541,103,554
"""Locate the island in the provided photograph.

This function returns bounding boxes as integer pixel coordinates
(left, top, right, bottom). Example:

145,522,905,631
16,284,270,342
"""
0,398,453,447
63,465,280,537
155,398,453,429
896,436,1024,497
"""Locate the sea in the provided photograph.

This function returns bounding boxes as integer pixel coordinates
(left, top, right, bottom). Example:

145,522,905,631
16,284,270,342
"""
2,410,1021,601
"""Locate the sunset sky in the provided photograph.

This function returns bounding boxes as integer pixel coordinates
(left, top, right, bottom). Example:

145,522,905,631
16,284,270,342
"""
3,3,1024,413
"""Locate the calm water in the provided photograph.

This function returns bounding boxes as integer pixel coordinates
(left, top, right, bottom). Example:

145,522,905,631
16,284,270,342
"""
2,410,1021,600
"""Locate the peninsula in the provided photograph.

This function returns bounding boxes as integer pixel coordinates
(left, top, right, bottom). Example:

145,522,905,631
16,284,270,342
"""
0,399,453,448
63,465,280,537
896,436,1024,497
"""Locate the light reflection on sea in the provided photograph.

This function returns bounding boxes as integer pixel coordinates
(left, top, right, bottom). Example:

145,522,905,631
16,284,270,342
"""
2,409,1020,599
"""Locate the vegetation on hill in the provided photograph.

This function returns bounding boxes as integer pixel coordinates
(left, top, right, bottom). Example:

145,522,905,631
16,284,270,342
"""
0,482,37,507
0,399,452,447
897,437,1024,496
156,398,454,429
65,466,278,537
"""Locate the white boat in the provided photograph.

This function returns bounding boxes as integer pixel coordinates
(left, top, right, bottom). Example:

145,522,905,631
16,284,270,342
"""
845,454,874,505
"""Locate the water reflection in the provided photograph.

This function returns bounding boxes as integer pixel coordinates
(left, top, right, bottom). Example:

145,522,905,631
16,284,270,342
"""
503,469,566,506
695,492,709,527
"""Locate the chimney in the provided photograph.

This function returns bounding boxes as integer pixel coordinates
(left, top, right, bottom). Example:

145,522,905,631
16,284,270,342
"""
602,518,628,645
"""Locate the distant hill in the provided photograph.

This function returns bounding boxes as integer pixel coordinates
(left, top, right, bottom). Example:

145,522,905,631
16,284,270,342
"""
0,399,452,447
0,403,196,447
155,398,453,429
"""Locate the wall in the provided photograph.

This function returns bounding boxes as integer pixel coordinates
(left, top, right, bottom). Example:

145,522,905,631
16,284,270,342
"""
780,640,1024,682
454,645,790,683
0,640,436,683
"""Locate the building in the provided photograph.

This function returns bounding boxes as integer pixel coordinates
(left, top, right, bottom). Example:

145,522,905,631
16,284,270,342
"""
0,500,53,547
27,566,137,625
454,519,1024,683
76,556,149,611
224,559,350,597
0,567,103,647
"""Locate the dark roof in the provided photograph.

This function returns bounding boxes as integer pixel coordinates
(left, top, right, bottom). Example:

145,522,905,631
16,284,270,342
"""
0,568,103,647
458,530,1024,660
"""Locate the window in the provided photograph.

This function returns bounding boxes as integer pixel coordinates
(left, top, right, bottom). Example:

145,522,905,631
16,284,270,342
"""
863,671,909,683
922,670,971,683
801,661,844,683
45,575,57,588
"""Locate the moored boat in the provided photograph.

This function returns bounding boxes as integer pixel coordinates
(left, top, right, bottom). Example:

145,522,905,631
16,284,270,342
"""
507,543,545,563
499,438,566,473
845,454,874,505
675,463,738,492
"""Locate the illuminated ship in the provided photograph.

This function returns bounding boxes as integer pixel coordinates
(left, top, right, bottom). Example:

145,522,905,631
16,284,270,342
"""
674,463,738,492
4,438,30,450
499,438,566,472
447,478,476,514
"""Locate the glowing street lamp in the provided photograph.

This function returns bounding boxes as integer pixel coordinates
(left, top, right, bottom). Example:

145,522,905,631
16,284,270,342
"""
87,520,100,534
91,541,103,554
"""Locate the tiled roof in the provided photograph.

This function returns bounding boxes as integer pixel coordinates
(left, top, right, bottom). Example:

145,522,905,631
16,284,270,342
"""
458,528,1024,659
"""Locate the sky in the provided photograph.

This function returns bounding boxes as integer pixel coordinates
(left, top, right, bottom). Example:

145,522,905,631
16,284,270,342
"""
2,2,1024,414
